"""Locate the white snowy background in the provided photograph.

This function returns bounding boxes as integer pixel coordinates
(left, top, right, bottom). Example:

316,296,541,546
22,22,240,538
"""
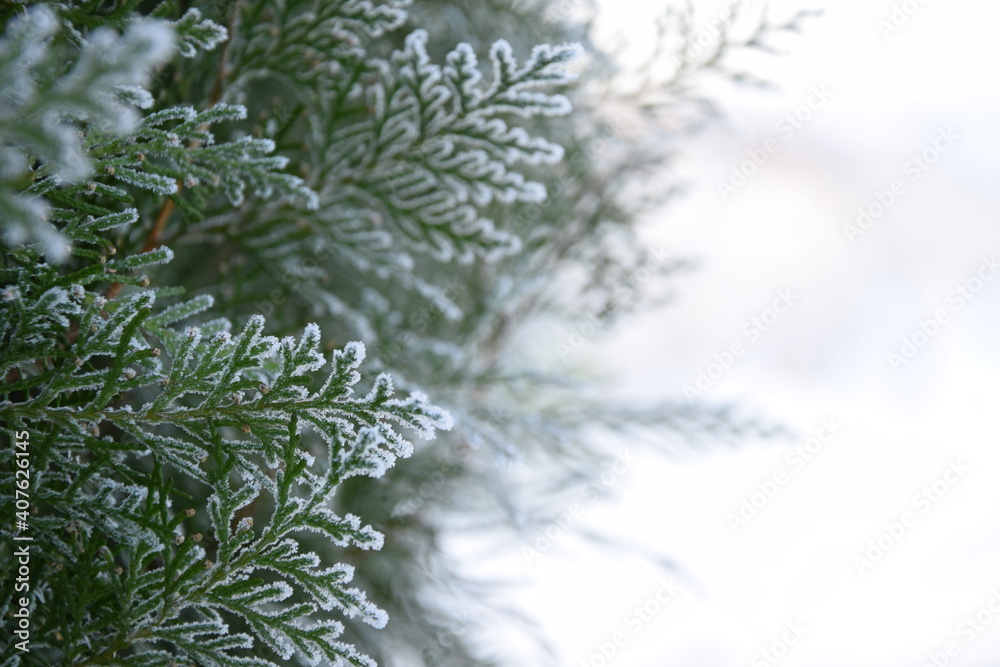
451,0,1000,665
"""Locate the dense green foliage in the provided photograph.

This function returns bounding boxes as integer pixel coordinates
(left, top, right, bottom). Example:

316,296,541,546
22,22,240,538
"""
0,1,811,664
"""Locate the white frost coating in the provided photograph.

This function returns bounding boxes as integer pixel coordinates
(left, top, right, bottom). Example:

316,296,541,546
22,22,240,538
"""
293,323,327,375
0,7,471,664
0,9,171,258
58,19,175,136
36,221,71,263
364,603,389,630
172,9,228,58
123,19,176,66
342,341,366,365
115,84,155,109
138,245,174,266
114,167,179,195
0,7,59,106
48,125,91,183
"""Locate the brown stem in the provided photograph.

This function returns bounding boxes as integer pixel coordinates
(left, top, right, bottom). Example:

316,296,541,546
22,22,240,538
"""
142,190,180,254
106,3,238,303
105,181,182,301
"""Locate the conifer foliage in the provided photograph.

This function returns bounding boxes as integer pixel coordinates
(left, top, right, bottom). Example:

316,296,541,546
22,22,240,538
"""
0,1,572,663
0,0,809,664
